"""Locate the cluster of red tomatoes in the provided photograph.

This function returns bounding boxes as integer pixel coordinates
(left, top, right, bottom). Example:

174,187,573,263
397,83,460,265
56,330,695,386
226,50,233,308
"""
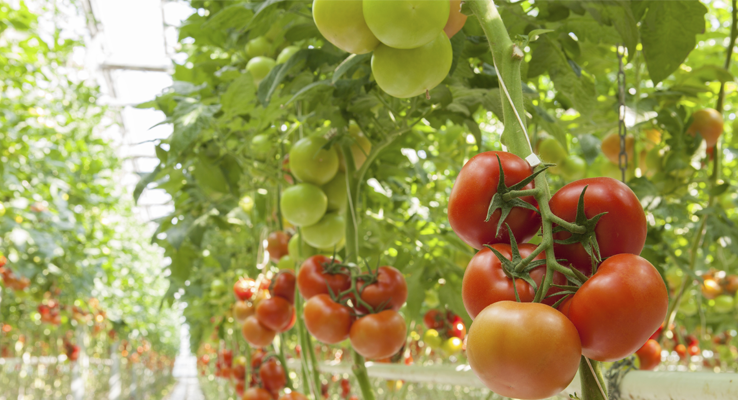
38,300,62,326
63,340,80,362
447,150,668,399
0,256,30,291
234,270,297,348
299,255,408,360
421,309,466,355
312,0,465,98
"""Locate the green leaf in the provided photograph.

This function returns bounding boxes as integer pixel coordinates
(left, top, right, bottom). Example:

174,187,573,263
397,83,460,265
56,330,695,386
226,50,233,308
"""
284,23,321,42
285,80,332,106
578,134,601,164
640,0,707,84
202,3,252,31
221,74,256,116
333,53,371,84
582,0,639,60
133,165,162,203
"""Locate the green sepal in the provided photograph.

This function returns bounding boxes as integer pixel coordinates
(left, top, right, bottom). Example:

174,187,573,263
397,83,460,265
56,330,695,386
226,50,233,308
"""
553,185,607,264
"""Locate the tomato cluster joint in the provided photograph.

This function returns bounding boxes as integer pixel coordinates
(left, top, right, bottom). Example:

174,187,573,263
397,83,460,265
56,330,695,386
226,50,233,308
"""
484,225,547,302
485,155,546,237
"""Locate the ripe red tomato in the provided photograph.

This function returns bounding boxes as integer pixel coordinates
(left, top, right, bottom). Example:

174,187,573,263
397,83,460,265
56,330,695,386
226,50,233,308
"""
675,344,687,360
462,244,566,319
256,297,294,332
446,313,466,339
549,177,647,271
267,231,290,262
260,358,287,393
636,339,661,370
357,266,407,312
235,380,245,396
297,255,351,299
567,254,668,361
241,316,276,348
234,278,256,301
423,309,444,330
466,301,581,399
232,364,246,381
687,108,724,147
340,378,351,397
221,349,233,366
349,310,406,359
557,296,573,317
448,151,541,250
279,392,308,400
243,388,272,400
688,344,700,356
304,294,354,344
271,270,296,304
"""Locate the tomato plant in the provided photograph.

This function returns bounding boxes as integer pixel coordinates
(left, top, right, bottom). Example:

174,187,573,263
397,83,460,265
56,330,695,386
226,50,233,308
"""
357,266,408,312
303,294,354,344
297,255,351,299
349,310,407,360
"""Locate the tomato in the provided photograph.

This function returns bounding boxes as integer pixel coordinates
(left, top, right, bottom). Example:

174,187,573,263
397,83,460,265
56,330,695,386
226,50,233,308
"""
288,233,317,260
537,137,567,165
280,183,328,227
423,309,444,330
312,0,379,54
252,134,271,153
567,254,668,362
701,278,722,299
289,136,339,185
234,278,256,301
443,0,467,38
560,155,586,181
276,46,299,64
256,297,294,332
276,255,295,271
301,212,345,249
636,339,661,371
466,301,581,399
446,313,466,339
424,290,440,308
442,337,463,355
278,392,308,400
423,329,442,349
246,37,271,58
321,171,346,212
679,293,699,317
549,177,647,271
449,151,541,250
687,108,724,147
260,358,287,393
462,244,566,319
267,231,290,262
271,270,296,304
234,301,255,325
601,133,635,165
232,363,246,380
363,0,449,49
713,294,734,314
664,266,684,290
720,275,738,294
675,344,687,360
303,294,354,344
246,56,276,82
297,255,351,299
235,380,245,396
318,236,345,253
242,316,276,348
349,310,407,359
357,266,408,312
557,296,573,316
649,322,665,341
371,31,451,98
688,344,700,356
243,387,272,400
239,195,254,214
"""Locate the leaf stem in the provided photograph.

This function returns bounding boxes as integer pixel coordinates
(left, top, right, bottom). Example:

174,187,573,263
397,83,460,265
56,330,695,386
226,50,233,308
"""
548,214,587,234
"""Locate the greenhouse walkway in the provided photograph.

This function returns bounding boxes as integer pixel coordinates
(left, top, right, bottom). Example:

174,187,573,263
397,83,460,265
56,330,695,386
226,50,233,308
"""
165,377,205,400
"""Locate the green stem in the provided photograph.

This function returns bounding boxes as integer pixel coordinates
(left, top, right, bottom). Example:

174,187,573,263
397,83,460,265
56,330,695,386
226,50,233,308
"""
351,349,376,400
579,357,608,400
548,214,587,234
304,328,322,396
502,188,541,201
513,239,549,273
294,288,316,397
276,333,293,390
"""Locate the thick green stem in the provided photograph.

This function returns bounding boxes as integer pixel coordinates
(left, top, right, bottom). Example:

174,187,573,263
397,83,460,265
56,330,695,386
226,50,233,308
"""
579,357,608,400
294,287,318,398
502,188,541,201
276,333,293,390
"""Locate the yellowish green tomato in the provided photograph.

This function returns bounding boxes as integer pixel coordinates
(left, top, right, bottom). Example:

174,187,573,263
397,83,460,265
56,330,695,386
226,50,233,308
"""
363,0,449,49
288,233,318,259
560,155,586,181
321,171,347,212
246,36,272,58
537,137,567,164
312,0,379,54
302,212,346,249
289,136,339,185
442,337,463,355
664,267,684,291
679,293,698,317
713,295,734,314
276,46,300,64
371,31,452,98
424,290,440,308
251,134,271,153
246,56,276,82
239,195,254,213
280,183,328,226
318,236,345,253
423,329,442,349
277,255,295,270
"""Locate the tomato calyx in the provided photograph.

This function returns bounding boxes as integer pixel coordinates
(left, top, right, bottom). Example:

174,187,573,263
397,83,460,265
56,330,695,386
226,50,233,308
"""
484,225,546,302
551,186,607,275
485,156,546,237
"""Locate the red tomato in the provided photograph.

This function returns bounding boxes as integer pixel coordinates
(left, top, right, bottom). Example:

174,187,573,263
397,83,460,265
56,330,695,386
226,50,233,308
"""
349,310,407,359
688,344,700,356
297,255,351,299
423,309,444,330
267,231,290,262
357,266,407,312
234,278,256,301
448,151,541,250
221,349,233,366
462,243,566,319
256,297,294,332
234,300,256,325
279,393,308,400
466,301,581,399
232,364,246,381
235,381,245,396
272,270,296,304
241,316,276,348
251,349,265,369
557,296,573,317
243,388,272,400
636,339,661,371
340,378,351,397
304,294,354,344
549,177,647,271
567,254,668,361
446,313,466,339
675,344,687,360
260,358,287,393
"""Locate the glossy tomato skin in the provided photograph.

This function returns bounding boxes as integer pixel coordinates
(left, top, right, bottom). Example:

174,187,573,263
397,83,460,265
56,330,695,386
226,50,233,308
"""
243,387,273,400
363,0,449,49
280,183,327,227
289,136,339,185
567,254,668,362
271,270,296,304
636,339,662,371
358,266,408,312
297,255,351,299
443,0,467,38
448,151,541,250
349,310,407,360
303,294,354,344
312,0,379,55
466,301,581,399
267,231,290,262
234,278,256,301
242,316,276,348
423,309,444,330
233,301,255,325
256,297,294,332
550,177,647,271
462,244,566,319
687,108,724,147
260,358,287,393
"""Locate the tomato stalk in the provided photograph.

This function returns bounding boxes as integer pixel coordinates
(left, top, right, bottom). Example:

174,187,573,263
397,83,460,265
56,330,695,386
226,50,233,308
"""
275,333,294,390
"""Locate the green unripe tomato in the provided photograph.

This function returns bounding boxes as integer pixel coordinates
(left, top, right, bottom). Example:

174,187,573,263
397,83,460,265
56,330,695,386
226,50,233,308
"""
210,279,226,293
276,46,300,64
537,137,567,164
423,329,442,349
288,233,318,260
318,236,345,254
251,134,272,153
301,212,345,249
363,0,449,49
246,56,276,82
280,183,328,226
312,0,379,54
371,31,452,98
679,294,699,317
321,171,347,212
246,37,271,58
277,255,295,270
713,295,734,314
664,267,684,290
239,195,254,213
424,290,440,308
289,136,339,185
559,155,586,181
442,337,463,355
